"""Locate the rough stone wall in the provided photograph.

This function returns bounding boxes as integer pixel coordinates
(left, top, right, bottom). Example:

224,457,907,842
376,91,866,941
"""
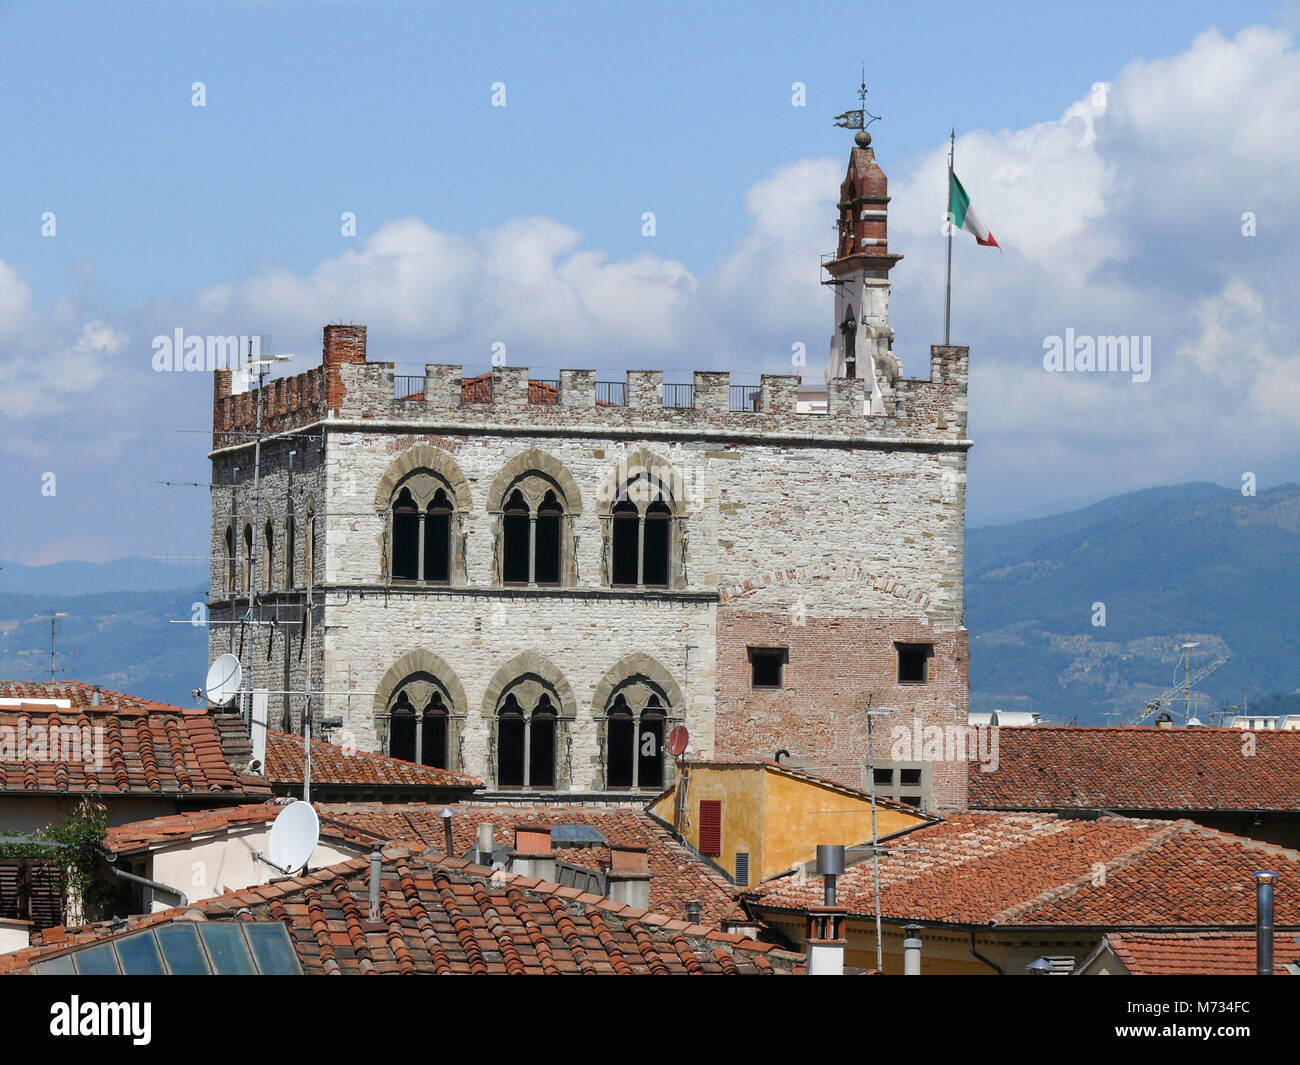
208,331,970,801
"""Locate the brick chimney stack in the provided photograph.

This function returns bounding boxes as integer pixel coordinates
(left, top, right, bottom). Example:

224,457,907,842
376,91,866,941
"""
511,823,556,881
605,844,652,910
322,324,367,410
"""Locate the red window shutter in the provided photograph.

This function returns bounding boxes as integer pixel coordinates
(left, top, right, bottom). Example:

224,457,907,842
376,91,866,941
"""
698,800,722,857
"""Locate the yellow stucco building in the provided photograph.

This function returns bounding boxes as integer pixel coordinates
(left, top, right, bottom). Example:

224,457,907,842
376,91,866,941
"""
647,760,933,886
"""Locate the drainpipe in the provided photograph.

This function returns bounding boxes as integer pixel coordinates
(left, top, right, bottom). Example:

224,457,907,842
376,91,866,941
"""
101,851,188,907
903,923,922,975
968,930,1003,975
1256,870,1277,975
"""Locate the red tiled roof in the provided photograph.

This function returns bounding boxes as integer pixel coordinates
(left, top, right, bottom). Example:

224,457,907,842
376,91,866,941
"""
316,802,739,926
969,726,1300,812
105,802,286,854
1,844,803,975
263,729,482,791
458,374,558,405
1105,931,1300,975
0,685,270,799
748,812,1300,929
1,679,175,712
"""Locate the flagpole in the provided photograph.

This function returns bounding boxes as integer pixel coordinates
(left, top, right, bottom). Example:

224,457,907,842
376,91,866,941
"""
944,128,954,346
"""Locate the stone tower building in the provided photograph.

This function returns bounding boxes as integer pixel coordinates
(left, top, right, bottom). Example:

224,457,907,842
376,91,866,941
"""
207,135,971,809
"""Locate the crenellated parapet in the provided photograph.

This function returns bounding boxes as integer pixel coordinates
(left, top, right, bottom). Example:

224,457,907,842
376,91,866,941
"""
211,324,969,451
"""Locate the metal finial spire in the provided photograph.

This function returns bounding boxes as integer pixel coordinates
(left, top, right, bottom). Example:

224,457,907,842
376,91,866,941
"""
834,68,882,146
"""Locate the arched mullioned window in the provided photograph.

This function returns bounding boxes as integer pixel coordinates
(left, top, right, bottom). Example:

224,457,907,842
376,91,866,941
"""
492,682,560,789
389,474,455,585
242,524,253,594
498,479,569,587
604,464,682,589
603,680,669,790
384,675,453,768
304,507,315,587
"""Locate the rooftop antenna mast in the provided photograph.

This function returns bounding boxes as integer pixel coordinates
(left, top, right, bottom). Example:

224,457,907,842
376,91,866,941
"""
47,612,71,682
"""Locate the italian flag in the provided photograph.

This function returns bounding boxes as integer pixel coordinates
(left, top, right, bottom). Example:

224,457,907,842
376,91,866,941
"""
949,170,999,248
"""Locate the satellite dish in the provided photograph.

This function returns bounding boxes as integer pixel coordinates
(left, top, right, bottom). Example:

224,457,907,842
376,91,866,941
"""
204,654,242,706
667,725,690,758
267,801,319,874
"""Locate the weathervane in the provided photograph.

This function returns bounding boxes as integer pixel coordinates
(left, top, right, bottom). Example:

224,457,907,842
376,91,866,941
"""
833,67,882,146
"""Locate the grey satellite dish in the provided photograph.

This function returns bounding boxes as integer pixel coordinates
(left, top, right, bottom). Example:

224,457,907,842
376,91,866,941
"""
267,801,319,874
204,654,242,707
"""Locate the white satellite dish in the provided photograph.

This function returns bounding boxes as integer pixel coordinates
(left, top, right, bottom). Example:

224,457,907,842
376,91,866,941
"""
204,654,243,707
267,801,319,874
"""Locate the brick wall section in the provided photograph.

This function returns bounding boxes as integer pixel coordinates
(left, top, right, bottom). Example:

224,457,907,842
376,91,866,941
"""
714,611,969,811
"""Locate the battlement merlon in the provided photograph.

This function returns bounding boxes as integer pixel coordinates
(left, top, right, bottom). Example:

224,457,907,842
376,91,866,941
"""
212,324,970,451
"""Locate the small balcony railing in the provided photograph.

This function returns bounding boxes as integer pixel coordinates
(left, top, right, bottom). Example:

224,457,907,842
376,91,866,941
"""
595,381,626,406
730,384,760,412
394,375,424,400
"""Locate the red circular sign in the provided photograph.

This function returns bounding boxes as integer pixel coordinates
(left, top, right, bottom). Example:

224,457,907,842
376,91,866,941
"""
667,725,690,758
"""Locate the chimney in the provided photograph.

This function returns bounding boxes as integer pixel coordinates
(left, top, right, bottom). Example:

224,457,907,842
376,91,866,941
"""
511,823,556,881
804,907,847,976
605,844,652,910
1256,870,1277,975
902,923,922,975
322,324,367,368
684,900,702,924
476,823,495,867
91,686,101,707
438,807,455,858
368,850,382,922
817,844,845,906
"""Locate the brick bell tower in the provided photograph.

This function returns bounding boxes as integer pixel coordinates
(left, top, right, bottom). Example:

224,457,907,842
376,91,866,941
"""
823,119,903,414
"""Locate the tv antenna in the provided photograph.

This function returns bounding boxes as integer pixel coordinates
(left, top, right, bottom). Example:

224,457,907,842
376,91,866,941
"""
46,612,74,682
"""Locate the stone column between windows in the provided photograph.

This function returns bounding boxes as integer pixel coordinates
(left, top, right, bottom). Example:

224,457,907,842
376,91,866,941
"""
528,515,537,586
415,713,423,765
522,708,533,788
631,709,641,789
636,515,645,590
416,512,426,583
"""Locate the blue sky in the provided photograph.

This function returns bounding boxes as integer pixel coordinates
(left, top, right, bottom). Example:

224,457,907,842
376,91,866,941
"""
1,0,1297,563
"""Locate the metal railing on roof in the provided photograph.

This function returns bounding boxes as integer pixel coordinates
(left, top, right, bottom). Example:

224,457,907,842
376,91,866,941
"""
595,381,626,406
730,384,761,412
394,375,424,400
662,383,695,409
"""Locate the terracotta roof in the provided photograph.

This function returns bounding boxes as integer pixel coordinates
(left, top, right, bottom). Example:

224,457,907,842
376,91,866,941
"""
1105,931,1300,975
969,726,1300,812
748,812,1300,929
0,685,270,799
105,802,287,854
1,844,803,975
316,802,739,926
263,729,482,791
0,679,175,712
459,374,558,405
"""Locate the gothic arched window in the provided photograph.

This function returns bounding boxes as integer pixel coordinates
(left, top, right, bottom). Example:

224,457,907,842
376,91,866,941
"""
497,476,570,588
502,490,531,585
242,524,253,594
385,677,454,768
603,680,670,790
263,520,274,591
604,468,679,589
389,475,456,585
285,516,296,589
224,526,236,595
492,680,561,790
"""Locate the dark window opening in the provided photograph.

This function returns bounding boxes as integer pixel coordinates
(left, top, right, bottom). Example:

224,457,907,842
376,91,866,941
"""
224,527,236,594
242,525,253,594
389,693,416,763
530,699,557,788
643,501,671,587
899,768,923,786
422,696,448,768
534,492,562,586
263,521,274,589
392,488,420,580
502,490,530,584
901,795,923,807
424,490,452,583
873,767,893,786
606,697,634,789
638,703,665,788
497,697,525,787
897,643,933,684
285,518,295,588
611,501,639,586
749,647,787,689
